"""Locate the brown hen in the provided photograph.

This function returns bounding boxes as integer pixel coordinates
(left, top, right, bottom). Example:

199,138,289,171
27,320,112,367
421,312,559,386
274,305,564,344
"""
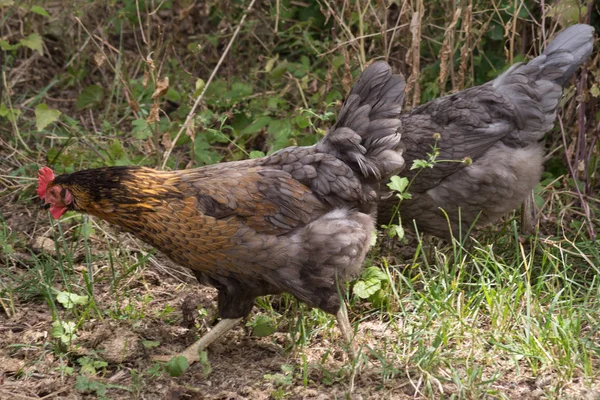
37,61,406,363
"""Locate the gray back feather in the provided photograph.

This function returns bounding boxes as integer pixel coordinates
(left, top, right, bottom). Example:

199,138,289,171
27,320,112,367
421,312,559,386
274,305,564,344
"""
317,61,406,181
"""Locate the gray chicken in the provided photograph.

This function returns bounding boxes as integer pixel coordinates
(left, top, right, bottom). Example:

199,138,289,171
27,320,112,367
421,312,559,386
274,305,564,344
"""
379,24,595,239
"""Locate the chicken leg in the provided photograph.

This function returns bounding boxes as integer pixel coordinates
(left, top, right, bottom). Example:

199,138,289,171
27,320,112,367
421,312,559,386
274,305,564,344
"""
336,303,357,359
520,192,536,235
154,317,242,363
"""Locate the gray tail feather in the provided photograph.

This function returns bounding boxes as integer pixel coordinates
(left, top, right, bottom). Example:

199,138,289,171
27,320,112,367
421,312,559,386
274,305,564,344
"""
491,24,594,139
317,61,406,181
531,24,595,86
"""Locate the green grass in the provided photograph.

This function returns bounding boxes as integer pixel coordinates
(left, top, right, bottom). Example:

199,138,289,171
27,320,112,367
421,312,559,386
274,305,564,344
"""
1,0,599,398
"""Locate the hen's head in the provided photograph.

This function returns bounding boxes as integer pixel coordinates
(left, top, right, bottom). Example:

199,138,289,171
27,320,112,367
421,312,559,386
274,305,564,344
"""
37,167,74,219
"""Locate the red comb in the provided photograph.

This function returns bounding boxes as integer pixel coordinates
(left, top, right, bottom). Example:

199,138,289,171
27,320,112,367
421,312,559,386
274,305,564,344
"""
37,167,55,200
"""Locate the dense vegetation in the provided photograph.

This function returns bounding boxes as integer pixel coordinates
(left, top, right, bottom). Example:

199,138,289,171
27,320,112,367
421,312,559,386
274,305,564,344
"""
1,1,598,398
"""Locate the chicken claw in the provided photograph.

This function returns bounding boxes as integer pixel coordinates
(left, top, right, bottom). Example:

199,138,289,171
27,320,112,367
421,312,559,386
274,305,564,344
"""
153,317,242,364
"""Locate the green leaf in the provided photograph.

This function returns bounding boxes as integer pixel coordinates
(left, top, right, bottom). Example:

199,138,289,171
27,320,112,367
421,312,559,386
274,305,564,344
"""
362,266,389,283
131,118,151,140
249,150,265,159
194,79,206,97
411,159,433,170
166,88,181,103
141,340,161,349
35,103,61,131
0,103,21,122
51,320,77,344
269,62,288,80
20,33,43,55
56,291,89,309
268,119,293,151
0,39,18,51
353,279,381,299
241,116,272,135
75,376,107,396
354,267,388,299
76,85,104,110
248,315,276,337
164,355,189,377
31,5,50,17
78,356,108,375
387,175,409,194
0,0,15,6
225,82,253,101
194,133,223,166
388,224,405,240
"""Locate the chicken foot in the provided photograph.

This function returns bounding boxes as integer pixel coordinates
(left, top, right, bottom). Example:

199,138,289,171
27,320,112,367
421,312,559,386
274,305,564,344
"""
154,317,242,363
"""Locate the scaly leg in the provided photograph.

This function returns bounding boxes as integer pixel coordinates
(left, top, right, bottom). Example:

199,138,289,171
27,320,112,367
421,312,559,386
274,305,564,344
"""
336,303,361,393
520,191,536,235
154,317,242,363
336,303,357,359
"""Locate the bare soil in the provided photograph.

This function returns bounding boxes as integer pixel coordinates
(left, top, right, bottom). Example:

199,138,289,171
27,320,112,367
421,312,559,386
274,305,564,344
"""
2,205,599,400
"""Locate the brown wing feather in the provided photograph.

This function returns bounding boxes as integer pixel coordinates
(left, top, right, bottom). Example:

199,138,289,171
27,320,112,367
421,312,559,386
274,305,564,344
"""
102,166,325,279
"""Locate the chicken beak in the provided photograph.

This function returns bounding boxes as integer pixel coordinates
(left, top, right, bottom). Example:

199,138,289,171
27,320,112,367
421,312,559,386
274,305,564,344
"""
41,199,50,209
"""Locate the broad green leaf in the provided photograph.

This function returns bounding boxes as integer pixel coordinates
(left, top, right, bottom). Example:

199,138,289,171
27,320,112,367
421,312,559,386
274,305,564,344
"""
268,119,293,151
20,33,43,55
75,375,107,396
362,266,389,282
547,0,586,27
388,224,405,240
241,116,271,135
0,39,18,51
166,88,181,103
141,340,161,349
411,159,433,170
293,113,310,129
35,104,61,131
76,85,104,110
387,175,409,194
269,62,288,80
51,320,77,344
248,315,276,337
249,150,265,159
0,103,21,122
31,5,50,17
56,291,89,309
194,79,206,97
194,134,223,165
164,355,189,377
131,118,151,140
225,81,253,101
353,279,381,299
78,356,108,375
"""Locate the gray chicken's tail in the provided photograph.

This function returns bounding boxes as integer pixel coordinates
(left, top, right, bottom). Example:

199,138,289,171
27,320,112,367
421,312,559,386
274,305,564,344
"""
534,24,595,86
492,24,594,140
495,24,594,89
317,61,406,182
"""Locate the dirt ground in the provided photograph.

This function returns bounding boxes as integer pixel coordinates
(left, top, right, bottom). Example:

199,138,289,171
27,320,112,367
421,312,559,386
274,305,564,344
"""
0,204,410,399
2,204,599,400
